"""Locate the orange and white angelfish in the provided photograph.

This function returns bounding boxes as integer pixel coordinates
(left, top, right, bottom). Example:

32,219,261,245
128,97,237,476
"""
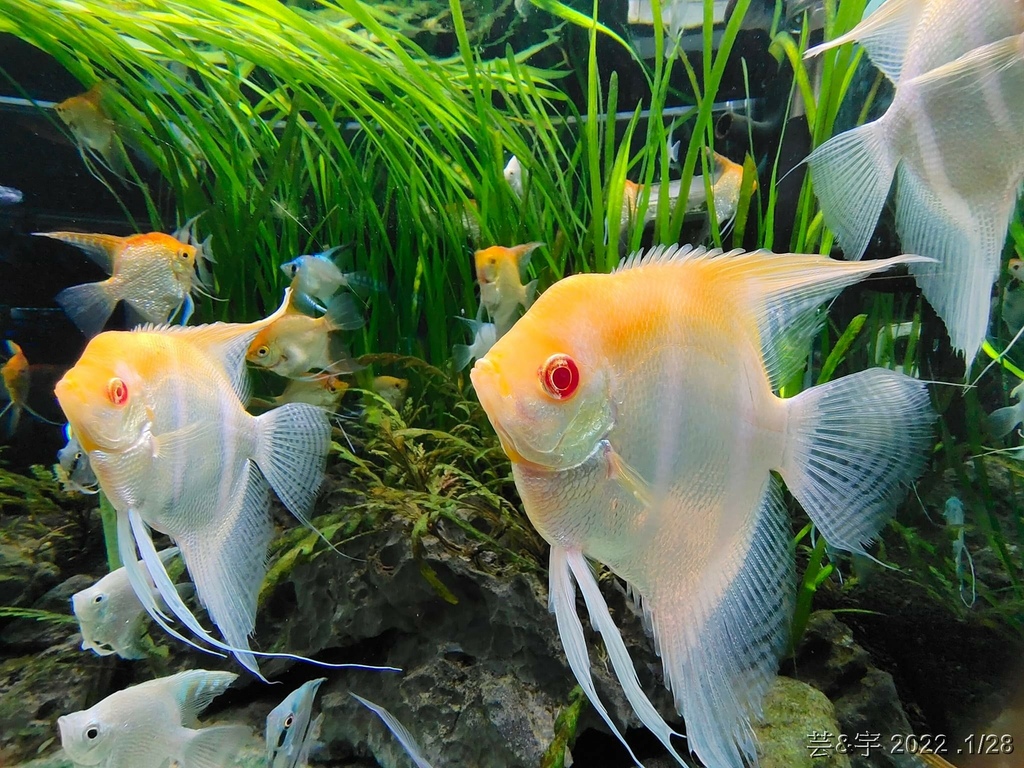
247,293,364,379
53,310,394,679
470,245,934,767
36,230,207,337
474,242,543,338
54,83,129,182
1,341,60,436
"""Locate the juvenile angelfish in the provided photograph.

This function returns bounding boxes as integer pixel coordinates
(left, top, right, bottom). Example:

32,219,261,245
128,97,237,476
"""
36,230,206,336
805,0,1024,363
54,321,334,677
470,245,934,767
266,678,326,768
1,341,59,436
54,83,129,182
57,669,249,768
272,374,349,410
56,425,99,494
247,294,365,379
474,242,543,338
72,547,187,659
281,246,380,311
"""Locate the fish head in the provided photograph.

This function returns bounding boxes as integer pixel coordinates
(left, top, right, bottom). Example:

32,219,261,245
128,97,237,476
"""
474,246,506,286
281,256,302,282
246,327,285,370
266,678,325,767
71,583,117,656
322,375,348,396
471,277,614,470
54,332,151,456
58,708,111,766
1010,257,1024,281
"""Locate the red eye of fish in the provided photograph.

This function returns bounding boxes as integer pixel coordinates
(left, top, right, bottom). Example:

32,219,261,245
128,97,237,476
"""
107,378,128,406
540,354,579,400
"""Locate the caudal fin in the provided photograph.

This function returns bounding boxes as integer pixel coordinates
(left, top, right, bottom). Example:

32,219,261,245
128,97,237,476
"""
56,281,118,337
781,368,933,554
806,119,897,261
254,402,331,534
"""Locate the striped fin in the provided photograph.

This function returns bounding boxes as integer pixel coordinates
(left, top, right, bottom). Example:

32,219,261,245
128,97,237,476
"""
352,694,435,768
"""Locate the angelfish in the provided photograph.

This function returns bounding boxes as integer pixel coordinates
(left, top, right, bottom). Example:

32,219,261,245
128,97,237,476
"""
474,242,543,338
266,678,326,768
57,670,248,768
36,230,208,336
53,319,391,678
470,245,934,767
805,0,1024,363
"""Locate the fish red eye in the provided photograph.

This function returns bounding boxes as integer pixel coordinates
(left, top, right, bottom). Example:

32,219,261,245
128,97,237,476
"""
540,354,579,400
107,378,128,406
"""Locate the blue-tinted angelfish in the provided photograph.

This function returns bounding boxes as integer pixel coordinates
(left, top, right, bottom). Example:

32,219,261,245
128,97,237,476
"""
56,424,99,494
57,670,249,768
281,246,380,312
266,677,326,768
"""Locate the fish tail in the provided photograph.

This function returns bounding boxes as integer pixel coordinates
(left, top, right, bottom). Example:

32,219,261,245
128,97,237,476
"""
254,402,331,531
182,724,250,768
781,368,933,554
452,344,473,372
806,118,897,261
325,292,365,331
987,403,1023,439
56,280,118,337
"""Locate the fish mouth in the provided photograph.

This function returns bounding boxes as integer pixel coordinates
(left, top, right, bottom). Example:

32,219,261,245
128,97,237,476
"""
470,358,529,465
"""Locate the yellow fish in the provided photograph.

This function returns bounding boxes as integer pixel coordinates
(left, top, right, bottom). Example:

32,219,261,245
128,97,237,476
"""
474,242,543,338
470,245,934,767
36,230,205,336
247,294,364,378
54,83,129,182
371,375,409,411
1,341,59,435
54,319,336,677
272,373,349,409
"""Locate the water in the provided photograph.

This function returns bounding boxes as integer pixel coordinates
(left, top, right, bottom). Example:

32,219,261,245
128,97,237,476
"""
1,1,1023,767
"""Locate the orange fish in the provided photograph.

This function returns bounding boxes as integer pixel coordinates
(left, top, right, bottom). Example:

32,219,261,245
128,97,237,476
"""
1,341,59,436
470,245,934,767
36,230,204,337
54,83,128,181
474,242,543,338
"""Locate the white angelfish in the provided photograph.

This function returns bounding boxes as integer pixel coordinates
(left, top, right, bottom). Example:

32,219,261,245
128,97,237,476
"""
57,669,249,768
987,380,1024,438
56,424,99,494
471,245,934,767
54,317,399,679
805,0,1024,363
504,155,526,198
266,678,326,768
72,547,189,659
352,693,434,768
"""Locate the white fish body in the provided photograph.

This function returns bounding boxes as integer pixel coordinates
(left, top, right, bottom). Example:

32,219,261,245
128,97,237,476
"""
54,321,332,677
806,1,1024,362
987,380,1024,438
266,678,326,768
470,246,934,767
504,155,526,198
72,547,186,659
282,249,347,308
57,669,249,768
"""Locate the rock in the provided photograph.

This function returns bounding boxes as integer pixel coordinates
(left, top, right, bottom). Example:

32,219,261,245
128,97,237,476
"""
0,541,59,610
787,611,914,768
1,573,92,650
258,516,679,767
755,676,852,768
0,636,113,763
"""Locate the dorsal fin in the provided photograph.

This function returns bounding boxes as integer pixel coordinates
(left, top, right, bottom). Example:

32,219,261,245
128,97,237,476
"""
615,245,929,388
